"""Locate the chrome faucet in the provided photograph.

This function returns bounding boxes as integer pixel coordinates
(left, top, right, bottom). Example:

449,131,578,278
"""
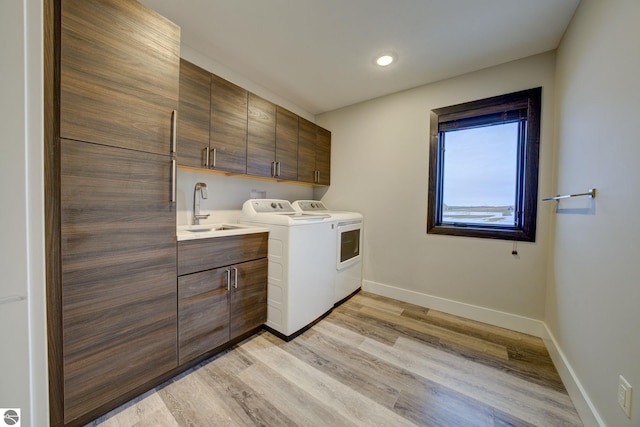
193,182,210,225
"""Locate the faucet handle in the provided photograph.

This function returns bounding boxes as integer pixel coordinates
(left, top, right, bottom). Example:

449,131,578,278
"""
200,185,208,199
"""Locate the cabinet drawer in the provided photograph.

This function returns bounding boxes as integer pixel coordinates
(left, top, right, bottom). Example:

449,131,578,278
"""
177,232,268,276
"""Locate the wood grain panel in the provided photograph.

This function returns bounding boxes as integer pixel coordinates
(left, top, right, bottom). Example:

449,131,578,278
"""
44,0,63,424
315,126,331,185
210,74,248,173
297,117,317,183
275,106,299,181
178,268,230,364
247,93,276,177
60,0,180,155
177,58,210,168
177,233,268,276
61,139,177,424
230,258,268,339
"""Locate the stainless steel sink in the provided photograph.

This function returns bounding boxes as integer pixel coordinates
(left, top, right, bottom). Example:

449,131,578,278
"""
176,223,268,241
183,225,240,232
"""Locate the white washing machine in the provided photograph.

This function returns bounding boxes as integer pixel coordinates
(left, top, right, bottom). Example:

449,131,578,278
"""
292,200,363,305
240,199,335,340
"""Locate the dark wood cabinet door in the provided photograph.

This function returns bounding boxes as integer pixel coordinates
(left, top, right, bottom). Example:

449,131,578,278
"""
247,93,277,177
230,259,268,339
297,117,317,183
316,126,331,185
210,74,248,173
178,268,230,365
60,0,180,155
61,139,177,424
177,59,211,168
275,106,299,181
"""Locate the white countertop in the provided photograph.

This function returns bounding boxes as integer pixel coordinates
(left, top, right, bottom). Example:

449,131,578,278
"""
177,223,270,241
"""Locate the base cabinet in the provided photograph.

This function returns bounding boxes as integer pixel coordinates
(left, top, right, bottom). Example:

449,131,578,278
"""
230,259,268,339
178,267,230,365
177,234,268,364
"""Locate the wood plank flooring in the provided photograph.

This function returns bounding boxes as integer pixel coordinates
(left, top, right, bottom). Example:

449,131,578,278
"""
85,292,582,427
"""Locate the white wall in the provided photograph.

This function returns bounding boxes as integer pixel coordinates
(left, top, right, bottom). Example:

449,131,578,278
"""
0,1,47,426
316,52,556,331
548,0,640,425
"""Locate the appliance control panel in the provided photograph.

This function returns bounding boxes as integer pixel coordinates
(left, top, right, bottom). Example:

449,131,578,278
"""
249,199,297,213
293,200,328,212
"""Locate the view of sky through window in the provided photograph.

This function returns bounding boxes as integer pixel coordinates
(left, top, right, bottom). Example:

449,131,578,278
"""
441,122,519,226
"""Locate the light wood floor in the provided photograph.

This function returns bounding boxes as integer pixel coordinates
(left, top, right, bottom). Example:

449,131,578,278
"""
86,292,582,427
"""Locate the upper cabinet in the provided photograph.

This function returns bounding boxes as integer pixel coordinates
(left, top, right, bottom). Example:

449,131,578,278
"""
177,59,211,168
246,97,300,181
298,118,331,185
210,74,248,174
246,93,277,177
60,0,180,155
274,106,300,181
176,60,330,185
315,126,331,186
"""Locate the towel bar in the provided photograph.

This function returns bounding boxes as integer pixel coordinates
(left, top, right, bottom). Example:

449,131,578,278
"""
542,188,596,201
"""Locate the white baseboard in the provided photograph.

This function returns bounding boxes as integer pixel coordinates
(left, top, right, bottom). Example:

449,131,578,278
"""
362,279,604,427
362,280,545,337
541,324,605,427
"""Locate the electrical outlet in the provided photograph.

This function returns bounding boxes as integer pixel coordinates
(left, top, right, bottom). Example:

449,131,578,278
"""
618,375,632,418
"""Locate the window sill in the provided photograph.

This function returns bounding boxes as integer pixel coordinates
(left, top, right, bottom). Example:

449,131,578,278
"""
427,224,535,242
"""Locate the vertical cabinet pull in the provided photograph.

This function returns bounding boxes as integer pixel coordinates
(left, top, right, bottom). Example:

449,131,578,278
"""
225,269,231,291
210,148,217,168
170,111,177,203
170,159,176,202
270,161,275,177
276,161,281,177
233,268,238,289
171,110,177,154
202,146,209,167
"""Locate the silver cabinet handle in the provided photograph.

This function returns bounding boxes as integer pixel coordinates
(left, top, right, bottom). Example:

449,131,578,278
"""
276,161,281,177
170,159,176,202
171,110,177,154
210,148,217,168
233,268,238,289
202,146,209,167
225,269,231,291
270,161,275,177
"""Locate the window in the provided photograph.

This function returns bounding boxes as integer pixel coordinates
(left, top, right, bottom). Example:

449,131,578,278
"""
427,88,542,242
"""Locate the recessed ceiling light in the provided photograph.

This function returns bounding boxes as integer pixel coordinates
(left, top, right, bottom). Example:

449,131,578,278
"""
376,55,394,67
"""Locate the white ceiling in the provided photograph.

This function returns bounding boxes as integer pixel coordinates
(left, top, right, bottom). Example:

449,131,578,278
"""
140,0,580,115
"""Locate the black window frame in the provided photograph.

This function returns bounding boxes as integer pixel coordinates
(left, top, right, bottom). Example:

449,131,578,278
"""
427,87,542,242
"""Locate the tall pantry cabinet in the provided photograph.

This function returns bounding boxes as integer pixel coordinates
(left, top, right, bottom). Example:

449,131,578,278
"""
47,0,181,425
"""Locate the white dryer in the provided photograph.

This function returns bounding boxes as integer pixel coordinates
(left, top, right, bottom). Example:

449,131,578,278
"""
240,199,335,340
292,200,364,305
